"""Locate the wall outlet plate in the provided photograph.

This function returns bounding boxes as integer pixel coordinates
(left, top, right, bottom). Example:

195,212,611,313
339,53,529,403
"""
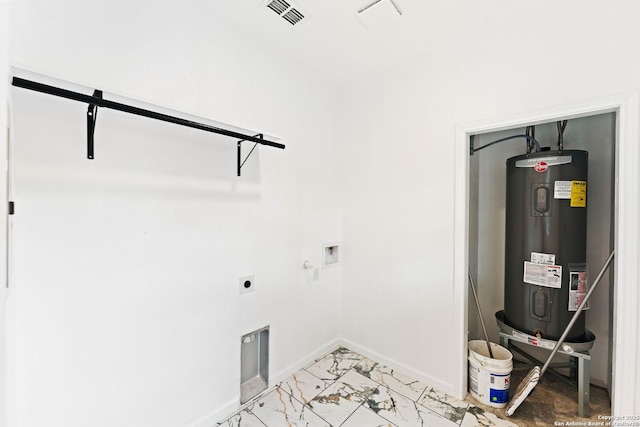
239,275,255,294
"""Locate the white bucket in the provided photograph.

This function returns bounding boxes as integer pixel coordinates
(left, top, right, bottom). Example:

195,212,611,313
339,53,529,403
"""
468,340,513,408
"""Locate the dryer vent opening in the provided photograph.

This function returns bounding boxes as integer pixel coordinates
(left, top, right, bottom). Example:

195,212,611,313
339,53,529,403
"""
240,326,270,403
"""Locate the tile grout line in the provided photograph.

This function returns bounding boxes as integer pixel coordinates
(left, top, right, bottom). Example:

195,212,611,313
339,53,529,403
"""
313,350,458,426
218,346,512,426
275,380,333,427
351,357,464,425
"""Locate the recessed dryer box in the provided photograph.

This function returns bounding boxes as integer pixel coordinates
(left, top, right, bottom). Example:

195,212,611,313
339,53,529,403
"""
240,326,269,404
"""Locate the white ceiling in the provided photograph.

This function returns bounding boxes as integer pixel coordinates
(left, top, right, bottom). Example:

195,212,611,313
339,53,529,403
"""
11,0,627,94
198,0,608,87
198,0,485,85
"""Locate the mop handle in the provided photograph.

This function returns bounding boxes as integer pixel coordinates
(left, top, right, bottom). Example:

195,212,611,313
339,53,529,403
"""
540,250,615,376
468,270,494,359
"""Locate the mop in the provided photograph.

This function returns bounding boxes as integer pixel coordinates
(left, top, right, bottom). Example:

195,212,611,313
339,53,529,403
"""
468,269,494,358
505,250,615,417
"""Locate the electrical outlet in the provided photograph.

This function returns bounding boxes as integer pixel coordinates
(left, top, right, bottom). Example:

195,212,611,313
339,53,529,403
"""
239,275,255,294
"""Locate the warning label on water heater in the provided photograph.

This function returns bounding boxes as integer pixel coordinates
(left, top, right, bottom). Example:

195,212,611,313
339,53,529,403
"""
554,181,572,199
531,252,556,265
568,265,590,311
571,180,587,207
523,261,562,288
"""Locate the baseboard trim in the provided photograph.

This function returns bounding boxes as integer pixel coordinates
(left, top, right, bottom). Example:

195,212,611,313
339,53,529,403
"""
338,338,455,396
195,338,342,426
270,338,342,386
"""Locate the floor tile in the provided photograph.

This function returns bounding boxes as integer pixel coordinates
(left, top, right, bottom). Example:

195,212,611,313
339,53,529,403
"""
250,388,330,427
218,345,611,427
417,385,469,424
460,405,518,427
353,358,428,401
340,406,398,427
216,409,267,427
279,369,330,406
305,347,364,381
309,369,379,426
414,408,462,427
364,386,458,427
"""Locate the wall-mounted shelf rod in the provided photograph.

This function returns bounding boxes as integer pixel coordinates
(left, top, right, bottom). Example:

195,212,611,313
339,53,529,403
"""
12,77,285,168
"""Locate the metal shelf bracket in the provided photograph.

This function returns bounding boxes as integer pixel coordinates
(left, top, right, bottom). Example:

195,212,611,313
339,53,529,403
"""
237,134,262,177
87,90,102,159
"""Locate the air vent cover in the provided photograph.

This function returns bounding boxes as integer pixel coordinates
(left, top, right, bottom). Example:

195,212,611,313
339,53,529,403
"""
263,0,308,26
266,0,289,15
282,8,304,25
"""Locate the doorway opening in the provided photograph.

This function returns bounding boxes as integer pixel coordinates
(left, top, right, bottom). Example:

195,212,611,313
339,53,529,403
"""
452,92,640,416
469,114,614,420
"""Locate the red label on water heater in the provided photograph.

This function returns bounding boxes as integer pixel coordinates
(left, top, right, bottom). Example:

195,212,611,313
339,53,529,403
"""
534,161,548,172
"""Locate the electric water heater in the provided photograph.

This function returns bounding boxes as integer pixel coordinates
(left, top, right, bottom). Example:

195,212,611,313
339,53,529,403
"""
503,150,588,341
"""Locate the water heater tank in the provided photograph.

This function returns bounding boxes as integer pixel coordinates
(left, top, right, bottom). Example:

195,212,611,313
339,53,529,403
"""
503,150,588,341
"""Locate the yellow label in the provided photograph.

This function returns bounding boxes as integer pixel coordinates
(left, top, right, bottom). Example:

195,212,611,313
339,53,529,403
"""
571,180,587,207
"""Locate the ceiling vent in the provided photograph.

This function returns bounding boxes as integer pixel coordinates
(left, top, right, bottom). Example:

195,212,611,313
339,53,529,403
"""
262,0,308,26
357,0,402,30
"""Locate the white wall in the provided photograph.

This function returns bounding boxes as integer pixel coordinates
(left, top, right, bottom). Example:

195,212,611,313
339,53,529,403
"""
8,2,342,427
338,2,640,411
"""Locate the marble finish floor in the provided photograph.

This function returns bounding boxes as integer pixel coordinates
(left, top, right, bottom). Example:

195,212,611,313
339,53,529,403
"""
473,359,611,427
217,347,517,427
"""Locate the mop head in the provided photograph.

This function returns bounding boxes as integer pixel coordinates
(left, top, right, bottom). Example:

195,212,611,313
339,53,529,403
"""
505,366,541,417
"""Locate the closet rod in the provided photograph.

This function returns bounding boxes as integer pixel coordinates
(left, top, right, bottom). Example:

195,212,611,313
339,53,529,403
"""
12,77,285,149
